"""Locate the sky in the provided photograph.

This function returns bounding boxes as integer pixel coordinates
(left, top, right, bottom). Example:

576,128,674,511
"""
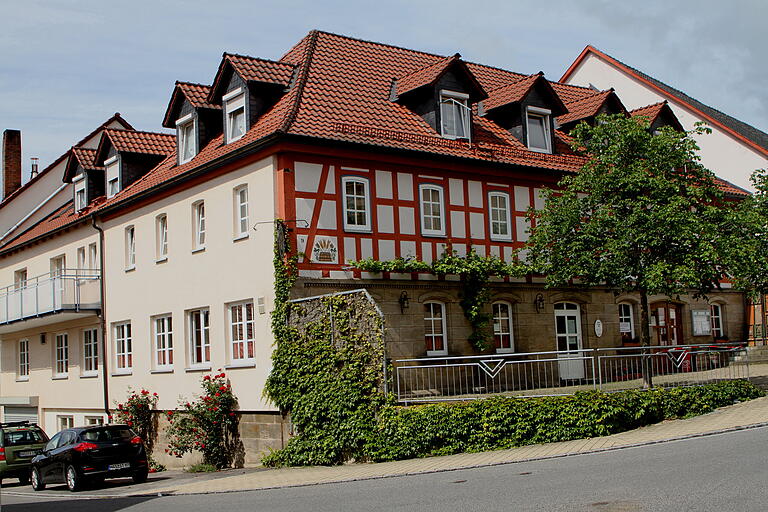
1,0,766,182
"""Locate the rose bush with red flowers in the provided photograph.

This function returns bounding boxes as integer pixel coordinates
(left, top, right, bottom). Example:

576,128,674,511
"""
165,372,239,469
114,389,163,470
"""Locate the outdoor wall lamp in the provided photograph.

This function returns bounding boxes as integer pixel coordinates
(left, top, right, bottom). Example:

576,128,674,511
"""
399,291,410,314
534,293,545,313
40,333,46,345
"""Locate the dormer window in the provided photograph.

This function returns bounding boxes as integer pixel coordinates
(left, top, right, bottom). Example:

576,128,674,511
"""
224,88,246,144
526,106,552,153
440,90,471,141
105,156,120,198
73,175,87,212
176,114,197,164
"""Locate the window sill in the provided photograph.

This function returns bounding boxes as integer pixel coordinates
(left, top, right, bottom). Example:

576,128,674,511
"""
496,348,515,354
52,374,69,380
80,372,99,379
224,362,256,369
426,351,448,357
111,370,133,376
185,365,212,373
233,233,249,242
124,266,136,273
528,147,552,154
343,226,372,234
421,232,447,238
16,376,29,382
191,247,206,254
155,256,168,264
490,236,513,243
151,368,174,374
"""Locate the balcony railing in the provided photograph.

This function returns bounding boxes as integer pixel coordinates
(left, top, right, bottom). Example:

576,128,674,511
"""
393,343,749,404
0,269,101,325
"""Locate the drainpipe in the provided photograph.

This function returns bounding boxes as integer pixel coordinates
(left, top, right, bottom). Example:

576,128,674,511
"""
91,216,110,419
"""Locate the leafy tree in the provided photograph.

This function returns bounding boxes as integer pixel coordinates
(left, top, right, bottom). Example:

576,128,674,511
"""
726,169,768,296
525,114,732,386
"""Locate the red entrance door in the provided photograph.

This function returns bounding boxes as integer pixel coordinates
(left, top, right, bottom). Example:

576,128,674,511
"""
651,302,683,346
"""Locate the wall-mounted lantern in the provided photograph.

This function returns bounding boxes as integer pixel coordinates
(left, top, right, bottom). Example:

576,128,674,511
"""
534,293,545,313
398,291,410,314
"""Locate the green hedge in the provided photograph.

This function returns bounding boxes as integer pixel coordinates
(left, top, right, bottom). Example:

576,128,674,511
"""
365,380,764,462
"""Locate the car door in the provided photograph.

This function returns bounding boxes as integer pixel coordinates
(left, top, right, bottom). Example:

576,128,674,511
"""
46,430,74,483
38,432,61,482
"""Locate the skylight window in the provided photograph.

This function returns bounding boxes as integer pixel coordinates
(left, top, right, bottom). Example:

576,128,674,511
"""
224,88,246,144
73,175,87,212
105,156,120,198
526,106,552,153
440,90,471,141
176,114,197,164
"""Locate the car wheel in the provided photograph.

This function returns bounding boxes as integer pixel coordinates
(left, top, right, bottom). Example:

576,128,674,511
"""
31,468,46,491
132,469,148,484
65,465,82,492
18,473,30,485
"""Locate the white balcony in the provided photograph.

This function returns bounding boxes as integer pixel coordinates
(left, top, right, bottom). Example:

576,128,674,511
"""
0,269,101,333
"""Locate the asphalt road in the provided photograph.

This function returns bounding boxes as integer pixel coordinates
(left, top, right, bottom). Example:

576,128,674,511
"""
2,426,767,511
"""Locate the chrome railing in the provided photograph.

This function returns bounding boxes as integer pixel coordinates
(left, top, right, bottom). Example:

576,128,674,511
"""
0,269,101,325
393,343,749,404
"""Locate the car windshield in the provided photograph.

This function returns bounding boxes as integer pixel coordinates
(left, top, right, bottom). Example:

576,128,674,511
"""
80,426,135,443
3,429,46,446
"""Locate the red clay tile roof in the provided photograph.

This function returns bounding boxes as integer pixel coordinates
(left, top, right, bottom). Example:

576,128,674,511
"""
177,81,218,110
483,73,542,112
100,129,176,156
550,82,598,105
556,90,627,126
630,101,666,122
226,53,296,86
70,147,99,170
715,177,750,198
395,54,459,97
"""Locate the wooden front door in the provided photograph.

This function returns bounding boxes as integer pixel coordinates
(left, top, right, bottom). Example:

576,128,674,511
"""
651,302,683,346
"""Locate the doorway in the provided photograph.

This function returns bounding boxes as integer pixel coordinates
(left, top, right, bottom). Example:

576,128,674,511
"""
651,302,683,345
554,302,585,379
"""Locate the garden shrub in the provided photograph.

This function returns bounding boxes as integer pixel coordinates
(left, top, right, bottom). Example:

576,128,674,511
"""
114,388,163,470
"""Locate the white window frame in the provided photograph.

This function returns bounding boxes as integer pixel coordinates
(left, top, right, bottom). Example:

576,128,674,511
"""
58,415,74,431
156,214,168,262
341,176,371,232
105,156,120,198
233,185,250,240
73,174,87,212
424,301,448,356
114,321,132,373
192,201,206,252
526,106,552,154
176,113,198,164
188,308,210,367
18,338,29,380
125,225,136,270
82,328,99,376
88,242,98,270
488,191,512,241
14,268,27,290
50,255,65,277
419,184,446,237
439,90,471,141
711,304,724,338
153,314,174,370
224,88,246,144
54,333,69,377
85,416,104,425
76,246,86,270
228,301,255,364
492,301,515,353
618,303,635,340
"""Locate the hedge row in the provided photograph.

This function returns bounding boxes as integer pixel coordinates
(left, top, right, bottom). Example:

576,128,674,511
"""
365,380,764,462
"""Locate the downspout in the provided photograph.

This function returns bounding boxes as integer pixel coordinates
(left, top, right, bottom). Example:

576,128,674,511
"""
91,215,110,419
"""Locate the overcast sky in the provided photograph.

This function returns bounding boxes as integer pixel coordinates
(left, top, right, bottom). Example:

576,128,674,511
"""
1,0,765,182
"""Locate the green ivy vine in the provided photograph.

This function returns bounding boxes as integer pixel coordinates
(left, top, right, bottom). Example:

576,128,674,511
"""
351,249,524,351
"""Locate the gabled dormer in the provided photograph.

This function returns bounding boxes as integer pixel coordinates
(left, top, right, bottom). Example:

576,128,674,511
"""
481,73,568,153
93,129,175,198
630,101,684,134
556,89,627,132
207,53,297,145
63,147,103,212
392,54,488,142
162,82,222,165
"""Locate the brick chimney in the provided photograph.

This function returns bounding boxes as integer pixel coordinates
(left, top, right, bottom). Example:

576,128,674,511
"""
2,129,22,200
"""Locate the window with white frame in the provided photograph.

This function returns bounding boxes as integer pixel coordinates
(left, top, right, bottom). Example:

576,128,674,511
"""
224,89,246,143
177,115,197,164
153,315,173,369
55,333,68,376
82,328,98,375
711,304,724,338
58,415,74,431
156,214,168,261
419,184,445,236
18,338,29,379
14,268,27,290
342,177,371,231
85,416,104,425
50,255,65,277
114,322,132,372
233,185,249,238
526,106,552,153
74,176,87,212
440,90,471,140
77,246,86,270
229,301,255,362
192,201,206,251
488,191,512,241
88,242,98,269
105,156,120,198
125,226,135,270
424,301,447,356
188,308,210,366
493,302,515,352
619,303,635,342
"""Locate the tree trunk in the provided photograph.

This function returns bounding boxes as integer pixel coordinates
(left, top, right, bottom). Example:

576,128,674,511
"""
639,289,653,388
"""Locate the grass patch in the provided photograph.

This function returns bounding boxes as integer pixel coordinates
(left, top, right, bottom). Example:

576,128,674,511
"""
185,463,218,473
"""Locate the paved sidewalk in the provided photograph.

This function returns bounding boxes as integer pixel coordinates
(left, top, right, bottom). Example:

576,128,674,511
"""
146,395,768,496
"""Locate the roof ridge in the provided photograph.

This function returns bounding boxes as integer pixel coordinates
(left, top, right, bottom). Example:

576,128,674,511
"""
563,89,611,106
279,29,320,134
105,127,174,137
176,80,211,88
224,52,295,67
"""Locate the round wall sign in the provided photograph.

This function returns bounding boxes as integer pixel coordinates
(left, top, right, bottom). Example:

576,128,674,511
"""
594,319,604,337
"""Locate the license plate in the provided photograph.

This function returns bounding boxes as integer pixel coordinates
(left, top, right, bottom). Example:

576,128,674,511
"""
17,450,38,458
108,463,130,470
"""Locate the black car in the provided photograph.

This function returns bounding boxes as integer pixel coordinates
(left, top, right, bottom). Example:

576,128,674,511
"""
30,424,148,492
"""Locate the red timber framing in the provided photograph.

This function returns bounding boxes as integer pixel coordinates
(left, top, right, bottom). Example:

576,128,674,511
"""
278,148,561,279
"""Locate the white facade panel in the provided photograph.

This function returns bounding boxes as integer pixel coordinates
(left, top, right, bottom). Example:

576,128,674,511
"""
375,170,392,199
377,205,395,233
294,161,323,192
